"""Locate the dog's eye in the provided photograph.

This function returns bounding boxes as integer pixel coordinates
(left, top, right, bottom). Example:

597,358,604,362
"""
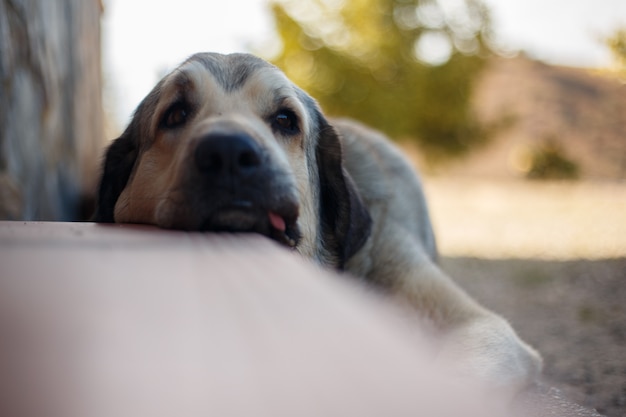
161,102,190,129
272,110,300,135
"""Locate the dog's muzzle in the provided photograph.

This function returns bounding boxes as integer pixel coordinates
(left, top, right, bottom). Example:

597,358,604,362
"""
191,131,301,248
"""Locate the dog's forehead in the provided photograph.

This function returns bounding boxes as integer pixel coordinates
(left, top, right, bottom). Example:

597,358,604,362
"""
153,53,317,139
177,52,288,94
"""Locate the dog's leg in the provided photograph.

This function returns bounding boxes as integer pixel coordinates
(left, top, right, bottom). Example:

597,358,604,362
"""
348,220,543,391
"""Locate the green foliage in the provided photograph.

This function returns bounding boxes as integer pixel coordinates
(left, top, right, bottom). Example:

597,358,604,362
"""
605,27,626,80
525,139,580,181
268,0,496,161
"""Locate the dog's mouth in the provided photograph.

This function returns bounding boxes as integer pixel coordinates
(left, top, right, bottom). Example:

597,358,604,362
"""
199,202,301,248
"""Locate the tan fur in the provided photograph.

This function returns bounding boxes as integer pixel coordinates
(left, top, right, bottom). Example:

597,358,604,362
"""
337,119,542,388
98,53,542,391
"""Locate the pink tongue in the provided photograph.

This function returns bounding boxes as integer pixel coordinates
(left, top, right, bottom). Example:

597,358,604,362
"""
268,211,286,232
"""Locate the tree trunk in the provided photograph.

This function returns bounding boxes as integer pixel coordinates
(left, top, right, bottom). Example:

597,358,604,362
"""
0,0,103,220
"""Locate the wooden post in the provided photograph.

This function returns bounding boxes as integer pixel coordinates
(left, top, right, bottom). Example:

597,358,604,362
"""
0,0,103,220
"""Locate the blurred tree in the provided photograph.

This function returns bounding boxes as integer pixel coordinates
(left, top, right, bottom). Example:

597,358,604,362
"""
525,138,580,181
268,0,497,161
605,27,626,80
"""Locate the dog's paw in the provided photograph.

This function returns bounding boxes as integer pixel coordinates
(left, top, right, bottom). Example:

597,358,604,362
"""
439,315,543,391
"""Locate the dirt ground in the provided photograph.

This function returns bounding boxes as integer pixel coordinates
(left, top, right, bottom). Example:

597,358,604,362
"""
423,178,626,417
442,257,626,417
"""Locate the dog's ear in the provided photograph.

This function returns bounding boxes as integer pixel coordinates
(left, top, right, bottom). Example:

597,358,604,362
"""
93,127,138,222
316,117,372,269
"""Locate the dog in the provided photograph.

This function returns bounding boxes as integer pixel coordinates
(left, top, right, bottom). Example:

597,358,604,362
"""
95,52,542,390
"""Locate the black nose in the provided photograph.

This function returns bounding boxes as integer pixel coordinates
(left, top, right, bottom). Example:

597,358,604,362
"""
194,132,263,177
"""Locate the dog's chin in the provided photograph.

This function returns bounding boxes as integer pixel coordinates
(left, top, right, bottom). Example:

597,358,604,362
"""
199,208,301,248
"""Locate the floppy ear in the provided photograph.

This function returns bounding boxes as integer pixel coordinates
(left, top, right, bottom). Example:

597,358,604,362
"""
93,128,138,222
316,117,372,269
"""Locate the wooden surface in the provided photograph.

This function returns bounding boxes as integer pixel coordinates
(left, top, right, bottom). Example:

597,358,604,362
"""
0,222,603,417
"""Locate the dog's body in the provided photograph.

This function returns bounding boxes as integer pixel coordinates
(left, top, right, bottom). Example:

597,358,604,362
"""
96,53,541,389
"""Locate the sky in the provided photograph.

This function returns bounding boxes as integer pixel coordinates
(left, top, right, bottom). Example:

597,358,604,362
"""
102,0,626,129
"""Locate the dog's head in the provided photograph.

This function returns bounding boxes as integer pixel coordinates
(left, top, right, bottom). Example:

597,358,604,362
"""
95,52,371,267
